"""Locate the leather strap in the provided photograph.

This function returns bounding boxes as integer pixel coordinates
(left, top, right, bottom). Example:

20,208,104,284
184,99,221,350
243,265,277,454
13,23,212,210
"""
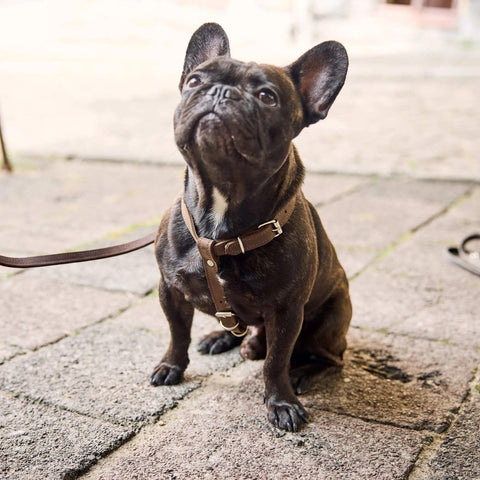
0,232,156,268
181,196,296,336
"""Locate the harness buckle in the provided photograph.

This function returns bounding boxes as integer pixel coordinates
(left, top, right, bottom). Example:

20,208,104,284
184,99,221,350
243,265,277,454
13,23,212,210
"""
215,311,239,332
258,219,283,238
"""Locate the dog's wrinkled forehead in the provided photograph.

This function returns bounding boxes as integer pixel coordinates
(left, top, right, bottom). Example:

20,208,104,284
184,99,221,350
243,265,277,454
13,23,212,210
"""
185,57,294,97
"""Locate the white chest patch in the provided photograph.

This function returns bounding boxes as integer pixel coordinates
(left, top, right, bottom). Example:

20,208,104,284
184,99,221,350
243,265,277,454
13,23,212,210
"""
211,187,228,226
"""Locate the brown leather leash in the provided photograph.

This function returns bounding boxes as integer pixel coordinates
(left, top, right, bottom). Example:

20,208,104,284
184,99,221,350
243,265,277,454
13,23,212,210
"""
181,196,297,337
0,232,156,268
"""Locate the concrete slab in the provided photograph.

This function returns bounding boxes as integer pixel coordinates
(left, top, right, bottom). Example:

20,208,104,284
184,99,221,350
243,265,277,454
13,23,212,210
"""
81,362,424,480
318,178,470,278
351,185,480,348
0,391,133,480
0,297,243,426
0,275,133,364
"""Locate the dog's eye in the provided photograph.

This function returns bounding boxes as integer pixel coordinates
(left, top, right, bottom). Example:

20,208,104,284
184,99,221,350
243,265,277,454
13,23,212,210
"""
186,76,202,88
257,89,277,107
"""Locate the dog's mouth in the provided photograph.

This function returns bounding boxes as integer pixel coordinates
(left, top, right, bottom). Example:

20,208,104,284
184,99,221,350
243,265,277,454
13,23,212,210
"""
180,111,261,164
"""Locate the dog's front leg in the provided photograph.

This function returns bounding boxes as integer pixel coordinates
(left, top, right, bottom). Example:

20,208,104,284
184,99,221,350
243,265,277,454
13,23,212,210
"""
150,279,194,386
264,305,308,431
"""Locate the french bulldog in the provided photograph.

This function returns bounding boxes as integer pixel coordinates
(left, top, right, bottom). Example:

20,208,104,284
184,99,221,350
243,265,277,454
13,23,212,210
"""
150,23,352,432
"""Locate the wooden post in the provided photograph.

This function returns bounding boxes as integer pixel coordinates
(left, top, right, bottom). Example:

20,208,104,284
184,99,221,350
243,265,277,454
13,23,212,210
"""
0,112,13,172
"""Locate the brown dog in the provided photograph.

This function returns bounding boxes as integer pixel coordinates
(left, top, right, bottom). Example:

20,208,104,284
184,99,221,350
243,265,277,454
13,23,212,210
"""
150,23,351,432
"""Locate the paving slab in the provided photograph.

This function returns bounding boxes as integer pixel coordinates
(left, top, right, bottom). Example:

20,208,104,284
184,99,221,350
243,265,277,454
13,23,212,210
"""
303,327,479,433
0,159,184,254
351,185,480,348
0,391,133,480
0,275,133,364
81,362,424,480
0,297,243,426
318,178,470,278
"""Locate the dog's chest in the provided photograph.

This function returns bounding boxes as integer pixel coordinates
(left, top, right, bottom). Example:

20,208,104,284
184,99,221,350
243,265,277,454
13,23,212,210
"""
173,251,263,322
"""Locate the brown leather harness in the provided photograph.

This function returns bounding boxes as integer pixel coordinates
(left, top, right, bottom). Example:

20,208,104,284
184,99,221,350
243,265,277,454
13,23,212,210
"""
181,196,296,337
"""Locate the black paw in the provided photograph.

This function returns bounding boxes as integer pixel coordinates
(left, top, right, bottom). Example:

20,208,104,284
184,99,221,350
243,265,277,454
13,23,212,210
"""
197,330,241,355
266,398,308,432
150,363,183,386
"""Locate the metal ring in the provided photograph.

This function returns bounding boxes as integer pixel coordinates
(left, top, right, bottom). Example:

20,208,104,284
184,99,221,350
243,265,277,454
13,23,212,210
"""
219,318,240,332
230,326,248,337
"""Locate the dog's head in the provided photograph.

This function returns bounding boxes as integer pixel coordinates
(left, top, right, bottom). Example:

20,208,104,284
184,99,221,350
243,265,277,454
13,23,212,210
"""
174,23,348,186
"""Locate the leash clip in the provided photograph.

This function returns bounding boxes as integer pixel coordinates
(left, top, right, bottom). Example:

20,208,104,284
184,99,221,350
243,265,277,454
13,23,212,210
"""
258,219,283,238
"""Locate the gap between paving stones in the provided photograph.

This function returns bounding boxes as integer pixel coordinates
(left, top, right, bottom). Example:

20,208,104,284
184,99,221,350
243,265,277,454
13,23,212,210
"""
8,153,480,186
312,175,379,209
0,293,141,366
349,183,477,282
0,297,246,425
407,365,480,480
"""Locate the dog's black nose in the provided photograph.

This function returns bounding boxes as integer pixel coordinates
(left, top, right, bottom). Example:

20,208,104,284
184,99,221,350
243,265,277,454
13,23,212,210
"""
207,85,241,102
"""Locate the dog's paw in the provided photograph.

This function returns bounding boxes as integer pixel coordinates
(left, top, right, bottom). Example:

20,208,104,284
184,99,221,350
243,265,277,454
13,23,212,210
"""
197,330,241,355
266,398,308,432
150,363,183,386
239,327,266,360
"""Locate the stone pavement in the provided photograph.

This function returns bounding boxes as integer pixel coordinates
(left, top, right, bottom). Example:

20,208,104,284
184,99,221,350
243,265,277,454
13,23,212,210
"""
1,2,480,479
1,157,479,480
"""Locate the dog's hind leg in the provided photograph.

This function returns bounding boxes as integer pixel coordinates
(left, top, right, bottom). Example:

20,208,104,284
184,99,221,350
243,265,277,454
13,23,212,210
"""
291,289,352,393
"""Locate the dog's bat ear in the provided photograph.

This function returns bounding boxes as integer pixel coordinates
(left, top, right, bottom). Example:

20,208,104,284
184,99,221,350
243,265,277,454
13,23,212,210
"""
179,23,231,90
288,41,348,126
